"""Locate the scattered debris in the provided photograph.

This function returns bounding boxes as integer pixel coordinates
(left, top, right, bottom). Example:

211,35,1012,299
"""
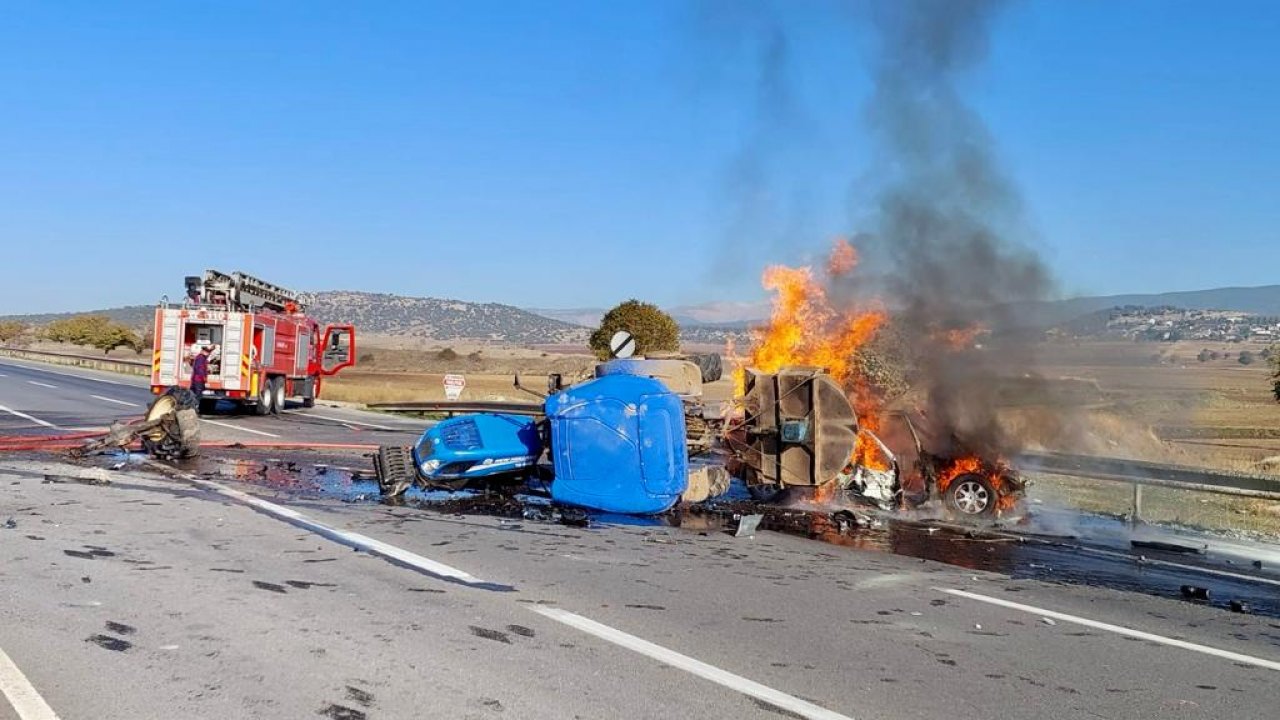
1230,600,1250,614
1041,618,1056,626
2,517,14,529
105,621,136,635
469,626,511,644
86,634,132,652
1131,539,1207,555
735,514,764,538
1180,585,1210,601
252,580,289,594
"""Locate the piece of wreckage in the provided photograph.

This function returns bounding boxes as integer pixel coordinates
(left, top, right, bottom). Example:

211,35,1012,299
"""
373,358,1025,519
727,367,1025,518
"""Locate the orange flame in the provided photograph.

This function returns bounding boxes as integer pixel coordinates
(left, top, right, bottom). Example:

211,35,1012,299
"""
935,323,988,352
738,240,889,481
827,237,857,277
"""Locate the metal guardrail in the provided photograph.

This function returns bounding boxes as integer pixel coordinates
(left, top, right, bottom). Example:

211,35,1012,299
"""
0,347,150,377
1017,451,1280,526
367,400,544,417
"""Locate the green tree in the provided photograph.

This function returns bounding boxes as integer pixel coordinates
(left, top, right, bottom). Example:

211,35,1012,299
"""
1270,345,1280,402
88,322,143,354
0,321,26,343
588,300,680,360
1239,350,1256,366
42,315,142,354
44,315,109,345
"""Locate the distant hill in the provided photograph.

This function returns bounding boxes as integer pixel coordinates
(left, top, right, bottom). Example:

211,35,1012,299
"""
1023,285,1280,328
12,284,1280,345
303,291,588,344
0,305,155,328
1,293,589,346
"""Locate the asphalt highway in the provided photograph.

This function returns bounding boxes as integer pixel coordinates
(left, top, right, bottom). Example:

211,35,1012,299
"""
2,359,1278,719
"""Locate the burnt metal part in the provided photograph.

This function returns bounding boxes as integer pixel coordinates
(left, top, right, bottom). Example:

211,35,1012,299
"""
374,445,417,497
737,368,859,489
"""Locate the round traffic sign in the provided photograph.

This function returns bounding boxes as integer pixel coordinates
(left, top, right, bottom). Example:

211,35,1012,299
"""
609,330,636,359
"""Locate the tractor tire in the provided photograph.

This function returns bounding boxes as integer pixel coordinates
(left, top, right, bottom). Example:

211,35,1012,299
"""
375,445,417,498
271,377,286,415
253,378,273,416
944,473,997,517
141,387,201,460
685,353,723,384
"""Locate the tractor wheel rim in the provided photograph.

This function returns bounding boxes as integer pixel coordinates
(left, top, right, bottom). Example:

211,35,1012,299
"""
955,480,990,514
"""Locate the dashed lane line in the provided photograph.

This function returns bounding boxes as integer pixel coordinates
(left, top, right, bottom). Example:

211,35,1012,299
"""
284,410,397,430
25,382,56,390
0,360,132,386
0,645,60,720
0,405,59,430
90,395,139,408
531,607,855,720
938,587,1280,672
200,419,281,438
145,462,856,718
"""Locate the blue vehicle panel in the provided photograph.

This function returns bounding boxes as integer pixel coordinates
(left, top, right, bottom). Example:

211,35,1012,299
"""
412,413,542,481
546,374,687,514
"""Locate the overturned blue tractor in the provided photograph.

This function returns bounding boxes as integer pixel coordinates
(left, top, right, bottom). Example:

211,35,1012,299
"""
373,370,690,515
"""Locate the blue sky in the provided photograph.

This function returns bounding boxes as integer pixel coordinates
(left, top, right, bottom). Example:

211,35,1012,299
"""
1,0,1278,313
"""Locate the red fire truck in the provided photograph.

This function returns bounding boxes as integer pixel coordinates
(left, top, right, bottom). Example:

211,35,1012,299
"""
150,270,356,414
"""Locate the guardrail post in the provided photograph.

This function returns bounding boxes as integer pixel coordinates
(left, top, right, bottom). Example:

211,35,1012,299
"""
1129,483,1144,526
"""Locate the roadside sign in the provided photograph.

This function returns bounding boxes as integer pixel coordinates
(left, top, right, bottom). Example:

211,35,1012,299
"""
443,373,466,400
609,330,636,359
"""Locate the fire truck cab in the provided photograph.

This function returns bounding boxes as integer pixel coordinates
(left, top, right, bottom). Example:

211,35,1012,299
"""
150,270,356,414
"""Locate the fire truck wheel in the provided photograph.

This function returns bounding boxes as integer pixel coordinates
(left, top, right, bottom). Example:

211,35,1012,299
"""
254,380,273,416
301,377,317,408
271,377,286,414
945,473,997,517
197,399,217,415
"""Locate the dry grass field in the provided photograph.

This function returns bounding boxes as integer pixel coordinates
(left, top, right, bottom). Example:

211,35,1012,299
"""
1008,340,1280,535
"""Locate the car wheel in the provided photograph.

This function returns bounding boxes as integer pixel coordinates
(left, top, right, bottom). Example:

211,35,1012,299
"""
945,473,996,517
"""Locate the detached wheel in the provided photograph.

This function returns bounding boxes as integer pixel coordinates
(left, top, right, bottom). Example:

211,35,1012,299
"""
141,387,201,460
253,378,273,416
945,473,996,517
375,445,417,498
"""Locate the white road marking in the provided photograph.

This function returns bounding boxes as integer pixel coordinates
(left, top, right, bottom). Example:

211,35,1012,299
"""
938,587,1280,672
0,360,132,386
285,410,396,430
532,607,855,720
146,461,486,586
90,395,139,408
25,381,57,389
200,419,281,438
0,405,59,430
0,644,61,720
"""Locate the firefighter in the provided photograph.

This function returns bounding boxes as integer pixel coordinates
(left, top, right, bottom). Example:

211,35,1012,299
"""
191,344,213,407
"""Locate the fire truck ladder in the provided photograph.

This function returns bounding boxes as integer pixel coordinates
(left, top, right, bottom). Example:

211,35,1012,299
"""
202,270,304,313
